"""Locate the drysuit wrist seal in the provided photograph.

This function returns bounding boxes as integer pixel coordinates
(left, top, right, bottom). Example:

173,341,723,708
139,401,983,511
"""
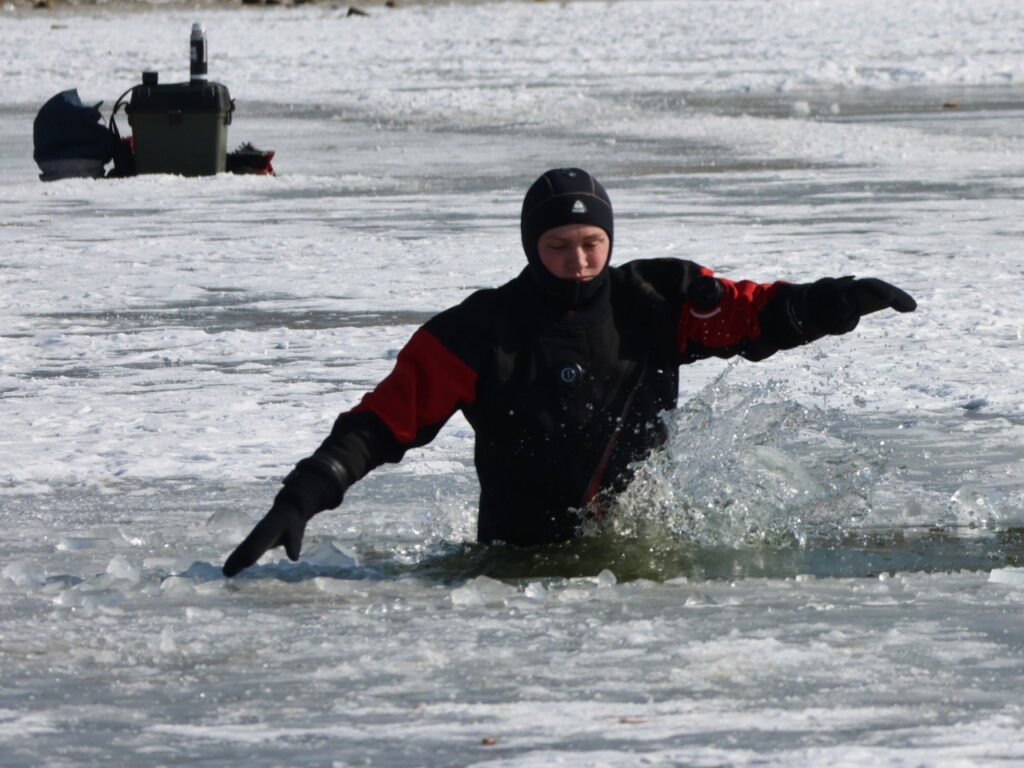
282,452,351,514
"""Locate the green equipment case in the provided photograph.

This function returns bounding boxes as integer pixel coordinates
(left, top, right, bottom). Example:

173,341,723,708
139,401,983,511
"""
128,82,233,176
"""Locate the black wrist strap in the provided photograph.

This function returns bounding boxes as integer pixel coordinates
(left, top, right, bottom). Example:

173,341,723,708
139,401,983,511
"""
295,452,350,492
281,452,351,517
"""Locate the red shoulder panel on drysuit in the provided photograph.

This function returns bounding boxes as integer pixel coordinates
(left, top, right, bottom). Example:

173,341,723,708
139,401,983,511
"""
678,268,780,352
353,327,478,445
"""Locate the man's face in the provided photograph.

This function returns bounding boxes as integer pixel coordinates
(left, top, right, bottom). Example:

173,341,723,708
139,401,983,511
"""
536,224,610,281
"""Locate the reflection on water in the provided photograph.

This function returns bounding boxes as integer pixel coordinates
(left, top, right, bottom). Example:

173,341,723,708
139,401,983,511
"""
422,526,1024,582
233,525,1024,586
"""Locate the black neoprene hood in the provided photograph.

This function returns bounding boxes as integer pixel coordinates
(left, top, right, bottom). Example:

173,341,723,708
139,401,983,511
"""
520,168,614,266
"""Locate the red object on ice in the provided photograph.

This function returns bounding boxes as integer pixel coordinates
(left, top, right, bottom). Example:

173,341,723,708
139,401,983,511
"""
226,143,275,176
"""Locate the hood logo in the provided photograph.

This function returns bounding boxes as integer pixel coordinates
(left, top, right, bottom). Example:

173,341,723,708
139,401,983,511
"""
571,199,587,214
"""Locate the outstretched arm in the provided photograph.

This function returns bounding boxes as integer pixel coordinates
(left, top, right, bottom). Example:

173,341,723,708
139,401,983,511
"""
223,325,479,577
678,270,915,363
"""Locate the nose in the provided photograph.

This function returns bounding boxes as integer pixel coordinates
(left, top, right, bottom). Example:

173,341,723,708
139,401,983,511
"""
571,245,588,269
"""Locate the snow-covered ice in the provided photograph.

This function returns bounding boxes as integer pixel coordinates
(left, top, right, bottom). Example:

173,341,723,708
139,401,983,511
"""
3,0,1024,765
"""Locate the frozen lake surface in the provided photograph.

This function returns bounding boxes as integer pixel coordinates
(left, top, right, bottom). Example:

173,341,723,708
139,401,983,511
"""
3,0,1024,765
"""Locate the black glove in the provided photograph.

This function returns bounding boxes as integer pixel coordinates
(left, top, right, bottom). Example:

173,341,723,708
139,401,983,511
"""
222,494,309,577
850,277,917,316
222,453,349,577
804,276,916,336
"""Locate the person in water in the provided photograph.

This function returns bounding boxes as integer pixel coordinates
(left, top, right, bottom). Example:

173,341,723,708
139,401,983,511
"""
223,168,916,576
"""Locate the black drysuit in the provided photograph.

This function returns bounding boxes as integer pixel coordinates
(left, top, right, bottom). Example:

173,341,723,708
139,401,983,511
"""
290,258,842,547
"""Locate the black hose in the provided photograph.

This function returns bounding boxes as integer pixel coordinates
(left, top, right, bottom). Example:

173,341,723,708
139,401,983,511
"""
108,86,135,140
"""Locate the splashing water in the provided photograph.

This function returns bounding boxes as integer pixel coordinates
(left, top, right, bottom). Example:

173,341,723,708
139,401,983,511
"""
601,372,887,549
386,372,1024,583
358,371,1024,583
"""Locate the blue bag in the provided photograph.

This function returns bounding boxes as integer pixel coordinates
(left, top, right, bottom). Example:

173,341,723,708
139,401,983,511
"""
33,89,116,180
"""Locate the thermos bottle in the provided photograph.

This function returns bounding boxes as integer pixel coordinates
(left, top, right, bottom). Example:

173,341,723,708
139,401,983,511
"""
190,22,207,84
